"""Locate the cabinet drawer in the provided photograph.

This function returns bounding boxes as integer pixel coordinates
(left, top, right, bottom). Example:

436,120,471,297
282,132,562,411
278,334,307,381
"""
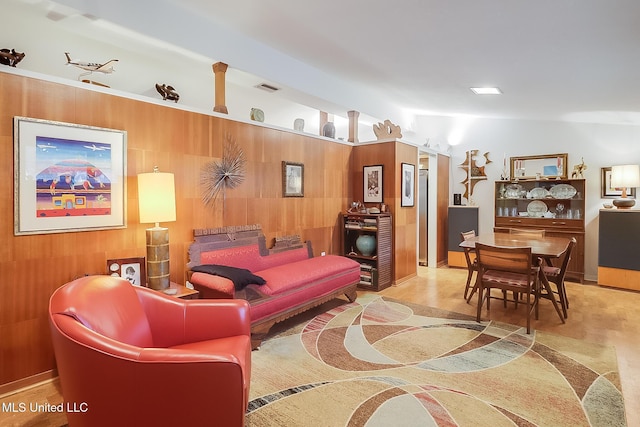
495,217,583,230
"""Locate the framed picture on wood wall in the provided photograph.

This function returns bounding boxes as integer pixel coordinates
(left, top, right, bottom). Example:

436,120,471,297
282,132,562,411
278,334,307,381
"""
282,161,304,197
401,163,415,207
13,117,127,235
364,165,383,203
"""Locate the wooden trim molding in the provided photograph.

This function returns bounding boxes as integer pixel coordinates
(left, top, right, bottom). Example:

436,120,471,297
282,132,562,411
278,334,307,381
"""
0,370,57,397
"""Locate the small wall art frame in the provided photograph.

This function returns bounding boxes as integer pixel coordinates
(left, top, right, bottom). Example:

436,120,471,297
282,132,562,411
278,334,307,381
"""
401,163,415,207
13,117,127,235
107,257,146,287
601,166,636,198
364,165,383,203
282,161,304,197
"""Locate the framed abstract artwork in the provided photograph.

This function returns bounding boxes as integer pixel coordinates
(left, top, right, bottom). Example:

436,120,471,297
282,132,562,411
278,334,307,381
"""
364,165,383,203
401,163,415,207
13,117,127,235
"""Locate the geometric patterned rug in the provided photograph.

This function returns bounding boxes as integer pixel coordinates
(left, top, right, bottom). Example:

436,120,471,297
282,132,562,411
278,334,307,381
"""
246,294,627,426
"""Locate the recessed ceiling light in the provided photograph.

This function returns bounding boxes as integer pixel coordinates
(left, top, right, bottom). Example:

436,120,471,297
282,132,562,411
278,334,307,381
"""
470,87,502,95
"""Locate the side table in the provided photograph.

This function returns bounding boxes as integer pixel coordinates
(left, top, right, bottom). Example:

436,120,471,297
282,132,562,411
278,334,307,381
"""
158,282,199,299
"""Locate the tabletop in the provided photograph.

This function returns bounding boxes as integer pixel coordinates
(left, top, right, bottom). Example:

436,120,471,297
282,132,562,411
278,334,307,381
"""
459,232,570,258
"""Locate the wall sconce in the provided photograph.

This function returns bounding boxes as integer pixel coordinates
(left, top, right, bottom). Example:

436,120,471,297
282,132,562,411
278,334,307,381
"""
611,164,640,209
137,166,176,290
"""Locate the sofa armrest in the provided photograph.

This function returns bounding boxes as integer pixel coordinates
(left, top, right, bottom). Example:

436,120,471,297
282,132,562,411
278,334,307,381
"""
190,271,235,298
136,287,250,347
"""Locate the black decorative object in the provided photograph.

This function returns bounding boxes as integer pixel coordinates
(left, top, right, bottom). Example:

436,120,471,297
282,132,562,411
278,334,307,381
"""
155,83,180,102
0,49,25,67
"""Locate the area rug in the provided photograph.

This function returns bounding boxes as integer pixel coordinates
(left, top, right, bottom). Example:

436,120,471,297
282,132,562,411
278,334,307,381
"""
246,294,627,426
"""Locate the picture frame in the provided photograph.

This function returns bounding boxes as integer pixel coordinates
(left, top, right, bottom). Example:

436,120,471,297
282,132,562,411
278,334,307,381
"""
107,257,146,287
14,116,127,235
601,167,636,198
510,153,568,180
282,161,304,197
364,165,383,203
401,163,415,207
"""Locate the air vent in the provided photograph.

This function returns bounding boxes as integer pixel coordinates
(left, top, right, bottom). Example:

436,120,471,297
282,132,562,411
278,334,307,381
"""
255,83,279,93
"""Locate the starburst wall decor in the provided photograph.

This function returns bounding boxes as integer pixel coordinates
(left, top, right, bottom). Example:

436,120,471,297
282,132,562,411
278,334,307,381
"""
201,133,246,212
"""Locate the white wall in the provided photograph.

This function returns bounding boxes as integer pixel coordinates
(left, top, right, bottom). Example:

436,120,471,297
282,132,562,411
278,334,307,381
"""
414,115,640,280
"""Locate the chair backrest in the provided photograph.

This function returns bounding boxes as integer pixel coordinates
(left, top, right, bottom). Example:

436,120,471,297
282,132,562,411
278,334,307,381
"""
49,276,154,347
460,230,476,242
509,228,545,238
475,243,533,275
555,237,577,281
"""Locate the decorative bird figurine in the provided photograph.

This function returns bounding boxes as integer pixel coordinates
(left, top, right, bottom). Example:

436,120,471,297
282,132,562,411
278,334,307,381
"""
155,83,180,102
0,49,25,67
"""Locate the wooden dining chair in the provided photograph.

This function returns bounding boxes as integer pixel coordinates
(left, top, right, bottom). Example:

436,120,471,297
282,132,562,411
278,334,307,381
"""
475,243,540,334
509,228,546,238
540,237,576,319
460,230,478,301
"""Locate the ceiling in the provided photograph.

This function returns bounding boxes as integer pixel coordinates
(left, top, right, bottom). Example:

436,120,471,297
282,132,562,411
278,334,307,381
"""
7,0,640,138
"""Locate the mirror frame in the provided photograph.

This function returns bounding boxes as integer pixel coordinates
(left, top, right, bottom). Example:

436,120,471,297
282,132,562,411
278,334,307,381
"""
510,153,568,180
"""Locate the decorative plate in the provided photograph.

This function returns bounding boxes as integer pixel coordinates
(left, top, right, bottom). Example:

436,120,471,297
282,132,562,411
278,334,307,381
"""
527,200,548,217
505,183,523,198
529,187,549,199
550,184,577,199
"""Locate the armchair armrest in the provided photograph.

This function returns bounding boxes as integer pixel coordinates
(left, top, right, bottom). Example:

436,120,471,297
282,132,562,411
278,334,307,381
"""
136,287,250,347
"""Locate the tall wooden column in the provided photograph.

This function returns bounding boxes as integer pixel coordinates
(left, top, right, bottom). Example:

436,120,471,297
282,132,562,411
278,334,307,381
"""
348,110,359,143
212,62,228,114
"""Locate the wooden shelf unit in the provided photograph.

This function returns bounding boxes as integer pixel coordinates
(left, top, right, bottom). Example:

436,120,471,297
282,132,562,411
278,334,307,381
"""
493,179,585,282
342,213,393,291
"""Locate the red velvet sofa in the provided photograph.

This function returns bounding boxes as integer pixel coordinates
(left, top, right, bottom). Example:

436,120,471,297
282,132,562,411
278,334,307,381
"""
49,275,251,427
187,226,360,348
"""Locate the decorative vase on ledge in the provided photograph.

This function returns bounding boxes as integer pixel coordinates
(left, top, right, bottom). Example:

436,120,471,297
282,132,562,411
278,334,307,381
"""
322,121,335,138
356,234,376,257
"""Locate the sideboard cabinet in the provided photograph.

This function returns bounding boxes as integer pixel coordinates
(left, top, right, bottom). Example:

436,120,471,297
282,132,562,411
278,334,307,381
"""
493,179,585,282
598,209,640,291
342,213,392,291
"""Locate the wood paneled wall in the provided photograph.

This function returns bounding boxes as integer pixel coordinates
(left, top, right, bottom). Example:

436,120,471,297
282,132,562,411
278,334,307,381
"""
0,72,353,390
351,141,419,284
437,154,451,265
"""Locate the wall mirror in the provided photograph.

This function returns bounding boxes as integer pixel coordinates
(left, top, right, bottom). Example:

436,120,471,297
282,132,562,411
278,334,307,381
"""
510,153,568,180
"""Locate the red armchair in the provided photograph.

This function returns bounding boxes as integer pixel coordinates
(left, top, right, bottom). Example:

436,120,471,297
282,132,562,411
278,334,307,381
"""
49,276,251,427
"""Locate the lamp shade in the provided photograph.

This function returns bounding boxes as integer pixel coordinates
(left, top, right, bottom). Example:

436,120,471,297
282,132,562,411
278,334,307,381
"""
138,169,176,224
610,164,640,189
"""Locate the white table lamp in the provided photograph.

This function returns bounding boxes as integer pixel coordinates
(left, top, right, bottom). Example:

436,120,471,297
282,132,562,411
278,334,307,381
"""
611,164,640,209
137,166,176,290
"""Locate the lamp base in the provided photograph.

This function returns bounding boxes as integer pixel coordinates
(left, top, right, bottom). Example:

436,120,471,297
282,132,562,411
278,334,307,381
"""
613,198,635,209
146,226,170,290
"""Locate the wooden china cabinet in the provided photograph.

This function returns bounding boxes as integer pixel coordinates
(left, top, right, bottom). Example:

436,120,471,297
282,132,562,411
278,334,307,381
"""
493,179,585,282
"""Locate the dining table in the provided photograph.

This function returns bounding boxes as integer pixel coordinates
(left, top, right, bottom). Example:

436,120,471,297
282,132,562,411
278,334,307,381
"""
459,232,570,323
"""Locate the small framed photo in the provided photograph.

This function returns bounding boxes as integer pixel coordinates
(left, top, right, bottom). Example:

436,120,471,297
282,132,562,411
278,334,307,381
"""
364,165,383,203
282,161,304,197
107,257,146,287
401,163,415,207
602,167,636,198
